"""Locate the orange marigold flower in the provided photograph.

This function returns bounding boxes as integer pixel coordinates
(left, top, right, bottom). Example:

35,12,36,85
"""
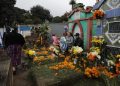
116,63,120,74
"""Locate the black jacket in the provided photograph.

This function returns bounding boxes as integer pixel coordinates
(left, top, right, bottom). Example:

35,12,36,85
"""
5,32,25,47
74,37,83,48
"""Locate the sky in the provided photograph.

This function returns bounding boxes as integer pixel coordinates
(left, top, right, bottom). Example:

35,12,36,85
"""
15,0,96,17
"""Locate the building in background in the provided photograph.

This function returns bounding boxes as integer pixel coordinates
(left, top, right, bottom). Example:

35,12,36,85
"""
18,25,32,37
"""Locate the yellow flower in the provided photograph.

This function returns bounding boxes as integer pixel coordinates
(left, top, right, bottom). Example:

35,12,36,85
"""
71,46,83,55
92,36,104,44
28,50,36,56
116,55,120,58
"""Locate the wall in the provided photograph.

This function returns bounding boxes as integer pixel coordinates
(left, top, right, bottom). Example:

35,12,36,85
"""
100,0,120,48
68,11,98,49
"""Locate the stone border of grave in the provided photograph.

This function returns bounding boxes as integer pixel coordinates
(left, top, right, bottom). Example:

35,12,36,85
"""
0,50,13,86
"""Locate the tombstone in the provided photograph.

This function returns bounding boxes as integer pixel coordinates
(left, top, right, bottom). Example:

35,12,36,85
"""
93,0,120,54
68,3,98,50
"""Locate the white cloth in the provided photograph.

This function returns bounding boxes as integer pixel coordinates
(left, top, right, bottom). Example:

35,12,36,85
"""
60,36,67,52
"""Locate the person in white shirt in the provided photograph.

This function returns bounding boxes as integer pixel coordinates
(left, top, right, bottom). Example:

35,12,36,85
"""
66,32,74,49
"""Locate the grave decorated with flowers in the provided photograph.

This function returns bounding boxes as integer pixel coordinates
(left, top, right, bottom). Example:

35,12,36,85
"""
21,1,120,86
23,36,120,86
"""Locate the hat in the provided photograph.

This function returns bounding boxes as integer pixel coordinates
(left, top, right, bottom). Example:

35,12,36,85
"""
75,33,80,36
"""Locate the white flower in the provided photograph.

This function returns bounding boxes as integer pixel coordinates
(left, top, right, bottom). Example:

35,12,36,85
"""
91,51,98,56
107,60,115,66
97,55,101,60
119,58,120,62
76,46,83,53
101,61,104,64
74,58,77,64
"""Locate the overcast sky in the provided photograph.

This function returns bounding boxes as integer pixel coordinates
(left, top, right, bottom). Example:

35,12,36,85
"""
15,0,96,17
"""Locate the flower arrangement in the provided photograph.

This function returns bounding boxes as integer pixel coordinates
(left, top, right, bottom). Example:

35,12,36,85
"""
49,60,76,70
59,54,65,58
25,49,36,56
102,68,114,78
71,46,83,55
87,51,99,61
116,54,120,58
90,47,100,54
107,60,115,66
37,51,48,55
92,36,104,44
33,56,45,62
70,46,83,65
40,47,47,51
33,55,55,63
93,10,104,19
116,63,120,74
49,46,59,55
85,67,100,78
47,55,55,61
49,59,81,73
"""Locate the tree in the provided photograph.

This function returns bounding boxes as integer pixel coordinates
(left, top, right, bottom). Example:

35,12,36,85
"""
14,7,29,24
52,16,62,23
61,12,68,22
30,5,53,24
0,0,16,27
69,0,76,10
52,12,68,23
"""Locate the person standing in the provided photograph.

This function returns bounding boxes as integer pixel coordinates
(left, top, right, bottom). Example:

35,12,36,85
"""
74,33,83,48
2,27,11,49
66,32,74,49
5,27,25,73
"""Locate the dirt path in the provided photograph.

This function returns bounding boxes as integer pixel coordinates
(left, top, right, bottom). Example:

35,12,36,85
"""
13,70,33,86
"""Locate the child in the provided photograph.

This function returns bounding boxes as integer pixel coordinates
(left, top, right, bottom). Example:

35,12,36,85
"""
60,33,67,53
52,34,59,46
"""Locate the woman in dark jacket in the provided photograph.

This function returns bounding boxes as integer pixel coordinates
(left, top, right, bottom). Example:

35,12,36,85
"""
2,27,11,48
5,27,25,73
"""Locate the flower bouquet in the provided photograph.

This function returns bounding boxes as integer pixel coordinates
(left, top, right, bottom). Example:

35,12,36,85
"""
24,49,36,60
87,51,101,66
93,10,104,19
49,46,60,56
70,46,83,65
85,67,100,78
